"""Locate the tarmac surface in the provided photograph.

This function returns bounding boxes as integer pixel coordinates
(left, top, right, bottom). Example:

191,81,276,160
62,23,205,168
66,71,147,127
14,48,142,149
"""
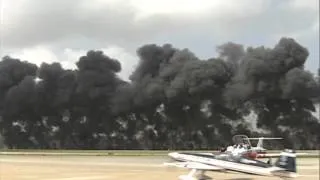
0,155,319,180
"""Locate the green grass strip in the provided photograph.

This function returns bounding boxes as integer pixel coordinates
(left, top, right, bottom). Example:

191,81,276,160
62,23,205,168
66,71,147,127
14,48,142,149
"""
0,149,318,158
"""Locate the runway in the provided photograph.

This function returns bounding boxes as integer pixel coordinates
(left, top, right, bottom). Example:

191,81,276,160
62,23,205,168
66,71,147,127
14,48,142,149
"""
0,155,319,180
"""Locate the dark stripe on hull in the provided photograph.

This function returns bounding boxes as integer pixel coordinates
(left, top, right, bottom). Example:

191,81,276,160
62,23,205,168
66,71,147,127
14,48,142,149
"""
225,169,265,176
180,152,272,168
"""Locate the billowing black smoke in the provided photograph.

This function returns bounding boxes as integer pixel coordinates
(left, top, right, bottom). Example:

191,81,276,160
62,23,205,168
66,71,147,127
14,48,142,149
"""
0,56,38,110
225,38,313,105
0,37,319,150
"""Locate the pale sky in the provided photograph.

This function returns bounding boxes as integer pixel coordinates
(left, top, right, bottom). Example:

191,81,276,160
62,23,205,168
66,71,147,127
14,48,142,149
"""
0,0,319,81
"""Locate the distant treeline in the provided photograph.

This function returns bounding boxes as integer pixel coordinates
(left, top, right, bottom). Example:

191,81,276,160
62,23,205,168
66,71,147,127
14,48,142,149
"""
0,37,319,150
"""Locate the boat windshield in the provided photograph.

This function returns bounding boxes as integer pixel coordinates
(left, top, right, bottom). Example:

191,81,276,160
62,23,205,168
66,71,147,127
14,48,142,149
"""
232,135,251,148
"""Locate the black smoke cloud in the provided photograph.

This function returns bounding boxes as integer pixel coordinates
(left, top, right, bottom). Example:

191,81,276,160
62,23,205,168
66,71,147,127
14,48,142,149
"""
216,42,245,68
0,56,38,116
0,37,319,149
3,76,37,118
280,68,318,99
126,44,234,106
0,56,37,96
224,38,317,106
76,50,121,100
36,62,76,115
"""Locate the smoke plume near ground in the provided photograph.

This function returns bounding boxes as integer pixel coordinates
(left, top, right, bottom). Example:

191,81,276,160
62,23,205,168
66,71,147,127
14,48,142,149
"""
0,37,319,150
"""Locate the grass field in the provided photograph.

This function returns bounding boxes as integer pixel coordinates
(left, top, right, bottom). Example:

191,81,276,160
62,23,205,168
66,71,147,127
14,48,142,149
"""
0,149,319,157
